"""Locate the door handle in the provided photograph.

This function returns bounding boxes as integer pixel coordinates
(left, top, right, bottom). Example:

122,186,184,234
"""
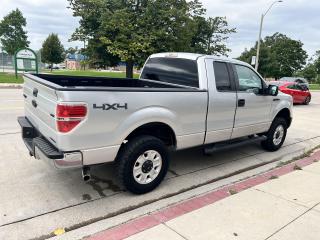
33,88,38,97
32,100,38,108
238,99,246,107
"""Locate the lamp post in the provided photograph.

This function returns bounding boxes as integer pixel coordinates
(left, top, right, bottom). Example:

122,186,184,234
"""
255,0,283,71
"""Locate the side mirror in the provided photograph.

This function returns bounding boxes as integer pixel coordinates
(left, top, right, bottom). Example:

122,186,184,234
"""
267,85,279,96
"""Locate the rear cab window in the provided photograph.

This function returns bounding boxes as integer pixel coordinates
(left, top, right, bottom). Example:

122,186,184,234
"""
213,61,233,91
141,57,199,88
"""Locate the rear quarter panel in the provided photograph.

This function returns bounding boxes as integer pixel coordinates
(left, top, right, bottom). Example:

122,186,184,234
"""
55,90,208,164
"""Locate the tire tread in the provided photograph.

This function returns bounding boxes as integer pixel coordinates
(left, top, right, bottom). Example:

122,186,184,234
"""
261,117,287,152
116,135,169,194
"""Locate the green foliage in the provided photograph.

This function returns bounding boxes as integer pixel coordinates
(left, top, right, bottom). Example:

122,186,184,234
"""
309,84,320,90
0,8,30,55
68,0,235,77
314,50,320,74
65,46,78,55
41,34,65,69
0,72,23,83
239,44,276,78
45,70,140,78
85,38,120,69
191,16,236,56
239,33,307,79
297,64,317,82
265,33,308,78
295,50,320,84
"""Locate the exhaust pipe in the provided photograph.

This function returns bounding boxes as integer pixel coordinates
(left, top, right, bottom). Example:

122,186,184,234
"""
82,167,91,182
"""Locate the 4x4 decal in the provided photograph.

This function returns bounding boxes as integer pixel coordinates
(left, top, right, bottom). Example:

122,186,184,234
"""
93,103,128,111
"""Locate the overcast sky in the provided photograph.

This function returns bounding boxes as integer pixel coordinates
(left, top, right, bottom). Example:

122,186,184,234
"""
1,0,319,59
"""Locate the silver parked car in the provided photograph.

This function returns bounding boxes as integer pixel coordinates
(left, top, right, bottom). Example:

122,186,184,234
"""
18,53,293,194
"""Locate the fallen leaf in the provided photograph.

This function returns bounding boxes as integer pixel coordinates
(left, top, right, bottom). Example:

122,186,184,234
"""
54,228,65,236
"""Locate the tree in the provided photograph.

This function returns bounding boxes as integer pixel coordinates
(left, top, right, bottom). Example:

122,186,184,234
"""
239,33,307,79
0,8,29,55
41,34,65,71
314,50,320,75
264,33,307,78
239,44,277,78
68,0,235,78
297,64,317,82
65,46,78,55
85,38,120,69
191,16,236,56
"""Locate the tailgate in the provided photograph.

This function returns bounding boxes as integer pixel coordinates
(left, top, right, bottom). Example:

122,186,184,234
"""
23,75,58,146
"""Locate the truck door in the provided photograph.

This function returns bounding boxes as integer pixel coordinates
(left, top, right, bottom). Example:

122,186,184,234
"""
231,64,273,139
204,59,237,144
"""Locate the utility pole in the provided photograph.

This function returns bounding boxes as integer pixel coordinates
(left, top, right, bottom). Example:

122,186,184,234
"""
255,1,283,71
0,45,4,73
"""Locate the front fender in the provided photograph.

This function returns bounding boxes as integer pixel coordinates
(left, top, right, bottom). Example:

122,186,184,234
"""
271,93,293,126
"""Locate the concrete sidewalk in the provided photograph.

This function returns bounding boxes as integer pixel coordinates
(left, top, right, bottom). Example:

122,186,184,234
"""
88,150,320,240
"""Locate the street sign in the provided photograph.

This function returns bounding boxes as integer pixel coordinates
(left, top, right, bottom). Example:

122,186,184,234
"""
14,48,39,78
251,56,256,66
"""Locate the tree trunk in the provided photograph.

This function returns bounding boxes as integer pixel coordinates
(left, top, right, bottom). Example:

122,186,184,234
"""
50,63,53,72
126,60,134,79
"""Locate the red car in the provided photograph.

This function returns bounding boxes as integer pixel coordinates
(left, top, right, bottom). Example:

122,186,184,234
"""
270,81,311,105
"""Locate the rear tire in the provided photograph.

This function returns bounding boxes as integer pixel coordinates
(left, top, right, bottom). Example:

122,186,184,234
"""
261,117,287,152
116,135,169,194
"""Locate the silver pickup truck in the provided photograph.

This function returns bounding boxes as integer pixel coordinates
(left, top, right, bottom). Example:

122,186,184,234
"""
18,52,293,194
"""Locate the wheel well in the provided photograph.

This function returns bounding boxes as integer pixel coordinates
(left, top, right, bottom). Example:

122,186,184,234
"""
275,108,292,127
125,122,177,147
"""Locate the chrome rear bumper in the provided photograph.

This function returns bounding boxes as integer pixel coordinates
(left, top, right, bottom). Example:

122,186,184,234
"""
18,116,83,169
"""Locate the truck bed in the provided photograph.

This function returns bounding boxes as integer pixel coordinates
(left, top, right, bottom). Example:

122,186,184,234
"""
22,72,208,161
26,74,200,92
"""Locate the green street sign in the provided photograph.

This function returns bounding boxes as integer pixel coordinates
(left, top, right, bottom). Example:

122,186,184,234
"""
14,48,39,79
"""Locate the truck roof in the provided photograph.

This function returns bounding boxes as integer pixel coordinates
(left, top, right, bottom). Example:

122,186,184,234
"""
150,52,251,67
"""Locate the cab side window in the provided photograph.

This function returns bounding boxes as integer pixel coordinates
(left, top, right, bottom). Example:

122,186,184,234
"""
296,84,305,91
287,84,298,90
213,62,232,91
235,65,263,92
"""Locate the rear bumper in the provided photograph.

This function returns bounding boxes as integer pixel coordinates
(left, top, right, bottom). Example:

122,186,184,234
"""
18,116,83,169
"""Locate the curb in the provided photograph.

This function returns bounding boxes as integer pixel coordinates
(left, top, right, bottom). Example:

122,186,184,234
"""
0,84,23,89
87,149,320,240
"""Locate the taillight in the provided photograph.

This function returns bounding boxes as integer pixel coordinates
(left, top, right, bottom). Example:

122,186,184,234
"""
56,104,87,133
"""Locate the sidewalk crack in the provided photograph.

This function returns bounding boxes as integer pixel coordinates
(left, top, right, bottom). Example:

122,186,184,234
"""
163,222,189,240
264,202,320,240
253,188,316,210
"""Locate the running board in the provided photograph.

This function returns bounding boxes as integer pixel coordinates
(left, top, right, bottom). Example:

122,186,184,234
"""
204,136,267,155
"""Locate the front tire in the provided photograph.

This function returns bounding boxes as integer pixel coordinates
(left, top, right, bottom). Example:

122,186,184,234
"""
303,96,311,105
261,118,287,152
116,135,169,194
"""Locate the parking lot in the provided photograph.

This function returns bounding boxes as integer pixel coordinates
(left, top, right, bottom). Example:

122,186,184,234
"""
1,89,320,240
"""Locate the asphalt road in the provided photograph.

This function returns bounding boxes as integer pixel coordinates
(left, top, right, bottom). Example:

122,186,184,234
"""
1,89,320,240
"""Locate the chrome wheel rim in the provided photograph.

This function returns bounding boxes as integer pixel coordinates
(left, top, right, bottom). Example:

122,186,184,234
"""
273,125,284,146
133,150,162,185
306,97,311,104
